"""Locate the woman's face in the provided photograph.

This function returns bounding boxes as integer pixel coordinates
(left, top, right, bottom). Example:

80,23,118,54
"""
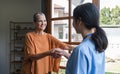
73,18,82,33
34,14,47,31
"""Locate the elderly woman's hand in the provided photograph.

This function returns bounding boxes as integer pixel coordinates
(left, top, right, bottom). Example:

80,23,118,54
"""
50,48,63,58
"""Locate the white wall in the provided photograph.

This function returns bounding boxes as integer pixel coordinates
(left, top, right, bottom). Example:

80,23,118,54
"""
0,0,41,74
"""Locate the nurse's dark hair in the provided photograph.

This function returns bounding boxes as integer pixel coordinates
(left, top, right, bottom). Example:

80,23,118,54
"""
73,3,108,53
33,12,45,22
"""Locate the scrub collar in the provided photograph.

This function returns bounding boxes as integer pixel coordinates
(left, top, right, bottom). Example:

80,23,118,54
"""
83,33,93,40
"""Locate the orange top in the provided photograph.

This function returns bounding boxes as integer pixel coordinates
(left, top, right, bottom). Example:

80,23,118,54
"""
21,32,68,74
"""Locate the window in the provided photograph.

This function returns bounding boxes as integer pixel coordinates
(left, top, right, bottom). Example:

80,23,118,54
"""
51,0,93,44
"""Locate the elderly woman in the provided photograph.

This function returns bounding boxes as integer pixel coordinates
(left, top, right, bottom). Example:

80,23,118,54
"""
21,12,73,74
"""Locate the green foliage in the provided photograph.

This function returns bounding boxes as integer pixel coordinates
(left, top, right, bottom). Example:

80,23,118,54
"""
100,6,120,25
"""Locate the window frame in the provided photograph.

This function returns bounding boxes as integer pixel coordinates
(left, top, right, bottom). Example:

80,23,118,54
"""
45,0,99,45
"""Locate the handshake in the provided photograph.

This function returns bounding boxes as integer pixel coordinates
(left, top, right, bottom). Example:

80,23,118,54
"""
26,47,71,61
50,48,70,59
